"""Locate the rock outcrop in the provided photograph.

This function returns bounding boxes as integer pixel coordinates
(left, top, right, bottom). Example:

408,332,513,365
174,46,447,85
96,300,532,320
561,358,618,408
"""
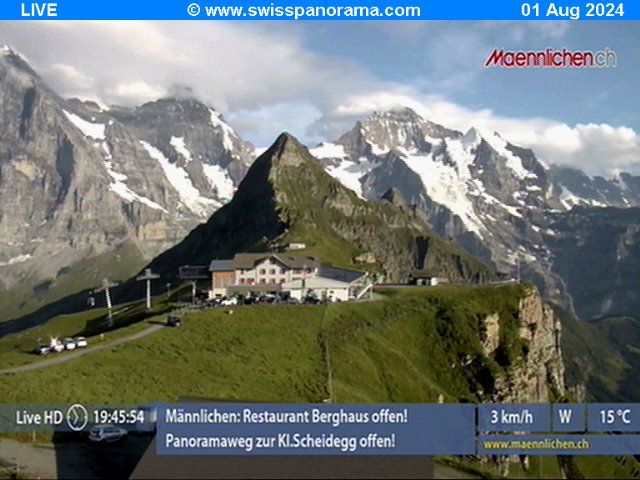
491,286,565,402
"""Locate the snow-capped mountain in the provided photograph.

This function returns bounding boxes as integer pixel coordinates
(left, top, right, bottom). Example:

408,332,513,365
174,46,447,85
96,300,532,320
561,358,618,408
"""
313,108,640,318
0,46,254,321
548,165,640,209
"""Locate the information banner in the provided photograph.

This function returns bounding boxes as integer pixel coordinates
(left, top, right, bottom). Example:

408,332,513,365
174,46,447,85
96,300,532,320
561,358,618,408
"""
0,0,638,21
155,403,476,456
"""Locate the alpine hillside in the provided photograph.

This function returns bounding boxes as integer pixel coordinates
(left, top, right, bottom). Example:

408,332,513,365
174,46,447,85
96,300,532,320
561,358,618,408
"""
0,45,254,321
146,132,498,284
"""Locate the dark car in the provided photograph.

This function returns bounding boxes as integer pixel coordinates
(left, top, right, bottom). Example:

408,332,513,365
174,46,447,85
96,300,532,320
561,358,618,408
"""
33,344,51,355
304,295,321,305
166,315,182,327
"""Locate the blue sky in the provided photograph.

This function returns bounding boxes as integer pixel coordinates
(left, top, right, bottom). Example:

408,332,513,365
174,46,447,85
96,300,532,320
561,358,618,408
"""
0,20,638,174
303,22,639,130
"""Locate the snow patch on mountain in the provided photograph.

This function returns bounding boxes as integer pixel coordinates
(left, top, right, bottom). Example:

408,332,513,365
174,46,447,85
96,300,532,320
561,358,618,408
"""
480,130,537,180
559,185,606,209
310,143,347,159
170,136,193,162
140,141,217,216
202,164,235,202
325,157,378,198
368,141,390,156
63,110,106,140
209,109,235,152
402,136,486,237
481,191,523,218
0,254,32,267
97,141,167,212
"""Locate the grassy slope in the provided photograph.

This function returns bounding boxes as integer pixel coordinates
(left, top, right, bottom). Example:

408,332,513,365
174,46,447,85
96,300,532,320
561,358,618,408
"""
0,295,177,369
0,285,637,479
0,241,147,323
0,285,526,405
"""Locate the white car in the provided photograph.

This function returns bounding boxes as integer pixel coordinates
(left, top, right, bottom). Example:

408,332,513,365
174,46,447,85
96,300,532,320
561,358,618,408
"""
220,297,238,306
89,424,128,443
49,340,65,353
74,336,88,348
63,338,77,350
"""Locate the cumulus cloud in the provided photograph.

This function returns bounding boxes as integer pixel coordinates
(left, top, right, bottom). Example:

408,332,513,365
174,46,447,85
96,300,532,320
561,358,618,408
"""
0,21,636,176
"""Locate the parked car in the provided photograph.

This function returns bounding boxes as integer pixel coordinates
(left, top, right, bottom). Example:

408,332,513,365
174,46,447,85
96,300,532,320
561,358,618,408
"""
243,295,259,305
304,295,321,305
89,424,128,443
34,344,51,355
49,340,65,353
74,336,88,348
220,297,238,306
166,315,182,327
64,338,77,350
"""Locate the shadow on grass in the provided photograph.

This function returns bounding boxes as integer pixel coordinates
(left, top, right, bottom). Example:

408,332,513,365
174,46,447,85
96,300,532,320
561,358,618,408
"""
0,281,193,341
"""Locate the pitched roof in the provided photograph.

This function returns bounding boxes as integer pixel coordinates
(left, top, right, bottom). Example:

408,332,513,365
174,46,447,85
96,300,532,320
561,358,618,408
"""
209,259,235,272
411,269,441,279
233,253,320,270
318,264,367,284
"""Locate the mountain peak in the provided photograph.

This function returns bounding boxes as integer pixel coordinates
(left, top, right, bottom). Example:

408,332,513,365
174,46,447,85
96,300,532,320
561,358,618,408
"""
371,107,423,124
0,44,18,56
256,132,311,169
0,44,36,75
461,127,483,149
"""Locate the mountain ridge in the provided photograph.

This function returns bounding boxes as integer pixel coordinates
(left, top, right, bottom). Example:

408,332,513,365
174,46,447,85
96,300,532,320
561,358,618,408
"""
146,132,498,284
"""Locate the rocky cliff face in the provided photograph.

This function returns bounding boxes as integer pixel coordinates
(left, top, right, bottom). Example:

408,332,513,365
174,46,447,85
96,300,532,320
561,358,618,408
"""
487,286,565,403
0,46,255,321
545,207,640,320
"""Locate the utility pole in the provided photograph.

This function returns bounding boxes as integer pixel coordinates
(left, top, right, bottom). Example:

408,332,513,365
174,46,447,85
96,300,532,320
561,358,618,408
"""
302,263,307,299
136,268,160,312
95,278,119,327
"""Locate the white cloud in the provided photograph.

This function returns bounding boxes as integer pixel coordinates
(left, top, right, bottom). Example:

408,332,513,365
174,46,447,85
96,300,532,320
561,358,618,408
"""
106,81,167,105
0,21,379,112
0,21,635,177
47,63,94,91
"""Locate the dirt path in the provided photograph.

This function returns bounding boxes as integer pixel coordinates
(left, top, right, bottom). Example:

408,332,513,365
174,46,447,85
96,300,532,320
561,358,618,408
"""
0,324,164,376
0,438,58,479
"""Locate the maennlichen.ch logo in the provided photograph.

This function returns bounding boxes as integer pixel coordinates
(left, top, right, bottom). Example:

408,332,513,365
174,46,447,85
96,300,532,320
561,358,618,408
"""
485,47,618,68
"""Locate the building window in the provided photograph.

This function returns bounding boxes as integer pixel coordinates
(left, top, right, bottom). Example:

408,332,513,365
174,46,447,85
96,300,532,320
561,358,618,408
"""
239,278,245,284
269,268,276,275
260,269,266,275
